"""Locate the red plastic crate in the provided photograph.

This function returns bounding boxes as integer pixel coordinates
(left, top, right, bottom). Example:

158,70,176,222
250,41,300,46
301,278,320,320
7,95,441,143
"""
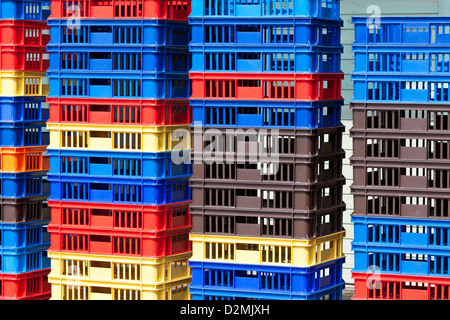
0,46,49,72
353,272,450,300
46,97,191,126
50,0,190,20
0,20,50,47
0,269,51,300
47,200,192,232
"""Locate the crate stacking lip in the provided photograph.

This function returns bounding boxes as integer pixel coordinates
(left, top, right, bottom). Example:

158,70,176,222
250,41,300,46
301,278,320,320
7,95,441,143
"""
0,45,49,72
47,72,189,100
0,268,51,300
0,96,48,123
0,19,49,46
0,0,50,21
47,46,189,74
190,206,344,240
0,71,49,96
48,273,191,300
191,99,343,129
0,195,50,224
0,243,50,273
47,18,189,48
190,231,346,268
190,72,343,101
352,271,450,300
47,97,190,126
189,17,343,48
48,251,192,287
0,146,49,173
352,16,450,46
49,0,190,20
0,122,49,147
47,174,190,205
47,123,191,153
47,149,191,180
0,171,49,198
189,258,345,298
190,46,343,74
48,199,192,233
0,219,50,249
190,0,341,20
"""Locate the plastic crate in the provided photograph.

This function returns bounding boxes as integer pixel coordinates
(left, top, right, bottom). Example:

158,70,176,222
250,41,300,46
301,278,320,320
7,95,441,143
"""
0,195,50,223
50,0,190,20
0,122,49,147
0,96,48,123
47,72,189,99
190,72,343,101
0,219,50,248
190,231,345,268
48,175,190,205
190,207,344,240
353,16,450,46
0,146,49,173
0,71,48,96
48,19,189,48
190,0,341,20
0,268,51,300
48,200,191,232
0,0,50,20
189,258,345,298
0,45,49,72
0,171,49,198
47,97,190,126
191,99,342,129
0,244,50,273
47,149,191,180
190,46,342,74
0,20,49,46
48,275,191,300
352,271,450,300
47,123,191,153
48,46,189,74
189,18,342,48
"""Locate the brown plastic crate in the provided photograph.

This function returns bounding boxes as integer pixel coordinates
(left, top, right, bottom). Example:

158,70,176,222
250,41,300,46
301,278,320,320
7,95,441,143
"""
190,177,345,214
191,126,345,159
0,195,50,223
190,207,344,240
351,101,450,132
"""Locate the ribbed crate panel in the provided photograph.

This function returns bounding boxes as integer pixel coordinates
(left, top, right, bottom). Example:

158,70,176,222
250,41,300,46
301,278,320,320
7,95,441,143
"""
0,122,49,147
0,45,49,72
0,171,49,198
0,71,48,96
0,244,50,273
0,219,50,248
0,96,48,123
0,268,50,300
0,146,49,173
0,20,49,46
0,195,50,223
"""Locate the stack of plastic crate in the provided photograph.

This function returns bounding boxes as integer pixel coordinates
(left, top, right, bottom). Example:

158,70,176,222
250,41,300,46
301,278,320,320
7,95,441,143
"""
0,0,52,300
351,16,450,300
188,0,347,300
45,0,193,300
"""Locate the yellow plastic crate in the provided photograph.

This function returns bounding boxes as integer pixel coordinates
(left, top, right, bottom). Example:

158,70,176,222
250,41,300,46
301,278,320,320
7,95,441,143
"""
0,71,48,96
47,123,191,153
190,231,345,268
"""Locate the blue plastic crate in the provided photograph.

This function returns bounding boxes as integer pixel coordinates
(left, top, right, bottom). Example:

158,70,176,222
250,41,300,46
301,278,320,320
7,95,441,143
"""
0,96,48,123
0,219,50,249
0,0,50,20
47,149,192,180
191,99,343,129
48,46,189,74
353,16,450,46
189,17,342,48
352,74,450,103
47,72,190,99
190,46,342,73
189,258,345,296
190,0,341,20
0,171,49,198
47,19,190,48
47,175,190,205
0,122,49,147
0,244,50,274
